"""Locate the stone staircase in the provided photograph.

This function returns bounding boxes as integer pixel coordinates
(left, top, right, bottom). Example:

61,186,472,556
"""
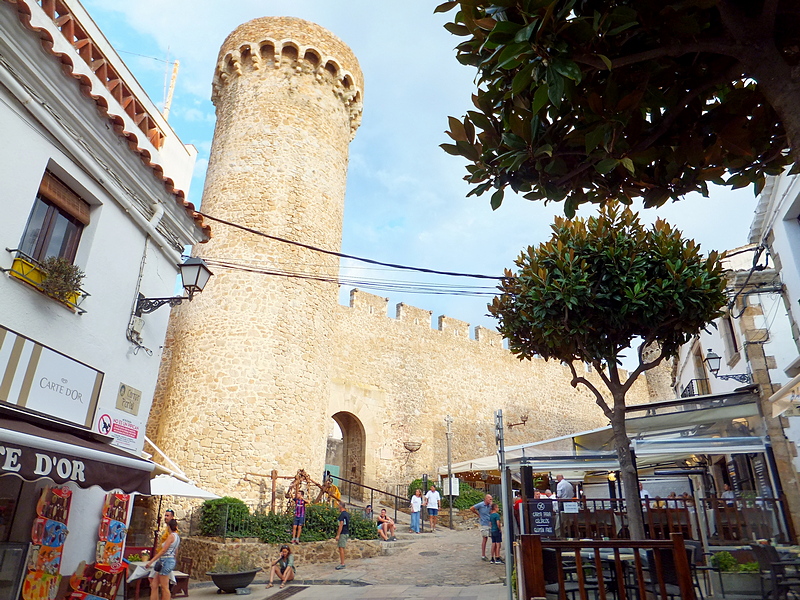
379,531,422,556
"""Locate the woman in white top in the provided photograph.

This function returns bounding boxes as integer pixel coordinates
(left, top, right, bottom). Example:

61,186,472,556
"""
409,489,423,533
146,519,180,600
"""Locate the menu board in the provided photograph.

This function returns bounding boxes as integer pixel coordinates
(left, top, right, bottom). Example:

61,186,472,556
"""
529,500,555,536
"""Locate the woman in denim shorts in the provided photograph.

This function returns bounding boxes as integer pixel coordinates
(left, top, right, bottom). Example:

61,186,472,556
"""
146,519,180,600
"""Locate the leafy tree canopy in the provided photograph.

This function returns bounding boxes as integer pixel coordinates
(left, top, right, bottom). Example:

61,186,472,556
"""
437,0,800,215
489,203,726,387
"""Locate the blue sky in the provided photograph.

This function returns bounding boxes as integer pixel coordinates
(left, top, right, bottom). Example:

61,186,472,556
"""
83,0,760,338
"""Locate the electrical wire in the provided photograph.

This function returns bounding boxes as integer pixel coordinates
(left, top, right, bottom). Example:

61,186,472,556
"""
196,212,504,281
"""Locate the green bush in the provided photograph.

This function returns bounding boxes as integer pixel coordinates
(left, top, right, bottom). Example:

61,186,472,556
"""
407,479,426,498
711,551,738,572
200,497,251,537
442,481,486,510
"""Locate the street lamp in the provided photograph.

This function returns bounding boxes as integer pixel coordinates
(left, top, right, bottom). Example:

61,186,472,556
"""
136,257,213,315
704,349,752,384
507,414,529,429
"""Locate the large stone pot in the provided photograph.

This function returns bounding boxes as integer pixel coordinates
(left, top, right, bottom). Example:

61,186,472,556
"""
719,572,761,596
206,569,262,593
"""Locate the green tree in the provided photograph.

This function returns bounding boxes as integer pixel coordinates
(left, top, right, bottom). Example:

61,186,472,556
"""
437,0,799,215
488,204,726,539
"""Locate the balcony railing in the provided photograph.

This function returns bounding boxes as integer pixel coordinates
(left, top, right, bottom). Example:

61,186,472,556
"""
681,378,710,398
3,249,89,314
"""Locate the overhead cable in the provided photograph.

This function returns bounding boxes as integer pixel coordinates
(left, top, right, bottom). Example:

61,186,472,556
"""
197,212,503,280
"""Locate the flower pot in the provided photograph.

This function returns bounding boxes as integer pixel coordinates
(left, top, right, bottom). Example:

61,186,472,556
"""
719,572,761,595
206,569,261,593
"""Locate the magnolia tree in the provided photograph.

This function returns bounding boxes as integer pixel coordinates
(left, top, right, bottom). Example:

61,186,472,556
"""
489,204,726,539
437,0,799,215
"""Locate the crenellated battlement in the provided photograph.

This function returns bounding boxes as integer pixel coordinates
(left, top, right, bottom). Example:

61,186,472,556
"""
345,288,506,348
211,17,363,138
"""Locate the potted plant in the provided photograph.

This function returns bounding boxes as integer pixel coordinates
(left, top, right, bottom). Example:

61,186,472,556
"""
39,256,84,304
711,551,761,595
206,551,261,593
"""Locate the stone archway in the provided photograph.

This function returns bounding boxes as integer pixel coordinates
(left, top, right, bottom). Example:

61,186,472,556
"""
327,411,366,496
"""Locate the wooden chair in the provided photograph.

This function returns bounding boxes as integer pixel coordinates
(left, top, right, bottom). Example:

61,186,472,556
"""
171,558,192,598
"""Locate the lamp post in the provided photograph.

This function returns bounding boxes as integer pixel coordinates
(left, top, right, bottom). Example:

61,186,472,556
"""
495,409,513,600
704,349,753,384
444,414,454,530
135,257,213,315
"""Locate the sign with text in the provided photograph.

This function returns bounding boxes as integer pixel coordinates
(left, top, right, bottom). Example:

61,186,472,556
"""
529,500,555,536
115,384,141,416
0,325,102,426
95,415,140,452
562,501,580,514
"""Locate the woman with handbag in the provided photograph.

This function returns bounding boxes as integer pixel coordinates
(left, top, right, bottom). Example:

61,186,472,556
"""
145,520,180,600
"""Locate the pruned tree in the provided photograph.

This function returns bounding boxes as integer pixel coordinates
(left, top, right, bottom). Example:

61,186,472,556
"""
489,203,727,539
437,0,800,215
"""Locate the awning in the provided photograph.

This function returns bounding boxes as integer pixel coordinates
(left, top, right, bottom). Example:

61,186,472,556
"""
768,373,800,417
0,416,153,494
149,474,219,499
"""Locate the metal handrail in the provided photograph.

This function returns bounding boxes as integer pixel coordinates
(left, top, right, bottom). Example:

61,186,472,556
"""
328,474,408,525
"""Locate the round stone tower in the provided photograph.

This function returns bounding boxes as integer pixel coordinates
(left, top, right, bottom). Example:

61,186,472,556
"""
150,17,362,495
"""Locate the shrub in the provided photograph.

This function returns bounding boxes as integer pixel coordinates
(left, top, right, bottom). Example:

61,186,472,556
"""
711,551,738,572
200,497,250,537
441,481,485,510
407,479,426,498
39,256,84,301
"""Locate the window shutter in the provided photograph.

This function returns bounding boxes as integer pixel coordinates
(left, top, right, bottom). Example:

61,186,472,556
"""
38,172,90,225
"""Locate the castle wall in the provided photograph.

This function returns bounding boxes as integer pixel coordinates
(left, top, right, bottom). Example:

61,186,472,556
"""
330,290,652,491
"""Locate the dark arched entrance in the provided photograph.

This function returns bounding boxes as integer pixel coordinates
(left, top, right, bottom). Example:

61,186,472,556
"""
326,411,365,497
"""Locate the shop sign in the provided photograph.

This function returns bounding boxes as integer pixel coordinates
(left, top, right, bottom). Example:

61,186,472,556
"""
115,384,141,416
0,325,103,427
529,499,555,535
0,443,86,483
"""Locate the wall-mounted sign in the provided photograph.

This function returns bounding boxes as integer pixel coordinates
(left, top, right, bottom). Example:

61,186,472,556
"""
95,414,140,452
0,325,103,427
115,384,141,416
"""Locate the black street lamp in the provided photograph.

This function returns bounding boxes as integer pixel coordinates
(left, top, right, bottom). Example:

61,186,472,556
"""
704,349,752,384
136,257,213,315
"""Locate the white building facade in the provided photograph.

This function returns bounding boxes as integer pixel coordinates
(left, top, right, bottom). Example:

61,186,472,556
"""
0,0,208,592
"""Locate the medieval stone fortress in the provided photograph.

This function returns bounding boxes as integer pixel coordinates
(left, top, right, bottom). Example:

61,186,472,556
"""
147,16,653,501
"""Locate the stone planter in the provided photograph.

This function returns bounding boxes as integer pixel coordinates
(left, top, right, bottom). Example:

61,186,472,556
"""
206,568,261,593
719,572,761,596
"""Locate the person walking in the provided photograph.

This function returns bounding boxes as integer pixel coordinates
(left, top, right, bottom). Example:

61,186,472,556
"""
410,488,423,533
424,484,441,532
145,520,179,600
489,503,503,564
470,494,493,561
334,501,349,570
377,509,397,541
266,545,295,589
291,490,306,544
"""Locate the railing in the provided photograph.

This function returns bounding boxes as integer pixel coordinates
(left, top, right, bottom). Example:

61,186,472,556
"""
518,533,697,600
3,249,89,314
328,474,407,524
702,495,794,544
520,498,700,542
681,378,710,398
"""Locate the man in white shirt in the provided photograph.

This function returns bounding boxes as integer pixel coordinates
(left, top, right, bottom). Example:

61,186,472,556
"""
639,482,651,499
555,475,574,501
424,484,441,532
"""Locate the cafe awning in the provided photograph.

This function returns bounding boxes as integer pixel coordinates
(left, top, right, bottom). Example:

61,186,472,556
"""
149,474,220,499
0,415,154,494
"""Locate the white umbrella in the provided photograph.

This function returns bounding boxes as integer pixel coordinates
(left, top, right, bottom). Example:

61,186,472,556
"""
148,474,220,499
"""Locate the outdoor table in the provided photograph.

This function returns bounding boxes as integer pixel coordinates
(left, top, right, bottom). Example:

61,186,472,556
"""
127,561,188,600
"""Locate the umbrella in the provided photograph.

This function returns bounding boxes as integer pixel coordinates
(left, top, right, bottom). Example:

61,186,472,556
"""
148,475,220,499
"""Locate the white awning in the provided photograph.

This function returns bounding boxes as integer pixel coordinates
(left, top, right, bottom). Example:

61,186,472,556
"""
768,373,800,417
148,474,220,499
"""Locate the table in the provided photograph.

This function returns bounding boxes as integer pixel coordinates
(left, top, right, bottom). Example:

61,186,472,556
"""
127,561,188,600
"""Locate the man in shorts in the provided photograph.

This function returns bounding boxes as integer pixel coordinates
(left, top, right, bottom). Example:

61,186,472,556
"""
470,494,493,561
291,490,306,544
334,501,349,570
424,484,441,532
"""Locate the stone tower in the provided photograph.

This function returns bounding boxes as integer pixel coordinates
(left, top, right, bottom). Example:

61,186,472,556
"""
150,17,362,493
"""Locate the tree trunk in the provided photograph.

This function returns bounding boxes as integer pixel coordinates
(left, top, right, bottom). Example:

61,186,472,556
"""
610,389,646,540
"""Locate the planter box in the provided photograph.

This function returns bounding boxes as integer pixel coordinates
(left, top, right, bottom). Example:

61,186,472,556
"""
720,572,762,596
8,256,85,312
206,569,261,593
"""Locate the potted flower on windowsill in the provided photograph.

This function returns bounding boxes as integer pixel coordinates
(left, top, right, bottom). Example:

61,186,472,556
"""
207,551,261,593
39,256,85,306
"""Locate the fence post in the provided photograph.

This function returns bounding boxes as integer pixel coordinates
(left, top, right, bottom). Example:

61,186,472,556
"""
222,503,229,540
670,533,696,600
270,470,278,514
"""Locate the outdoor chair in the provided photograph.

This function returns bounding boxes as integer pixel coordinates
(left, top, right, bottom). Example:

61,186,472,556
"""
542,548,603,600
749,543,800,600
684,540,721,600
171,558,192,598
645,547,698,600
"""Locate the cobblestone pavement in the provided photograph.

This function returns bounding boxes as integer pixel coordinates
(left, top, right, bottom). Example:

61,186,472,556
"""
293,526,506,587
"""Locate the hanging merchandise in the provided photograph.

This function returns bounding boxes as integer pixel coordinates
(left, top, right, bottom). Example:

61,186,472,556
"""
68,493,130,600
22,486,73,600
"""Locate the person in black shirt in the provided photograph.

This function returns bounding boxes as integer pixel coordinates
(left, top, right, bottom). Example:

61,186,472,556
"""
335,501,349,570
